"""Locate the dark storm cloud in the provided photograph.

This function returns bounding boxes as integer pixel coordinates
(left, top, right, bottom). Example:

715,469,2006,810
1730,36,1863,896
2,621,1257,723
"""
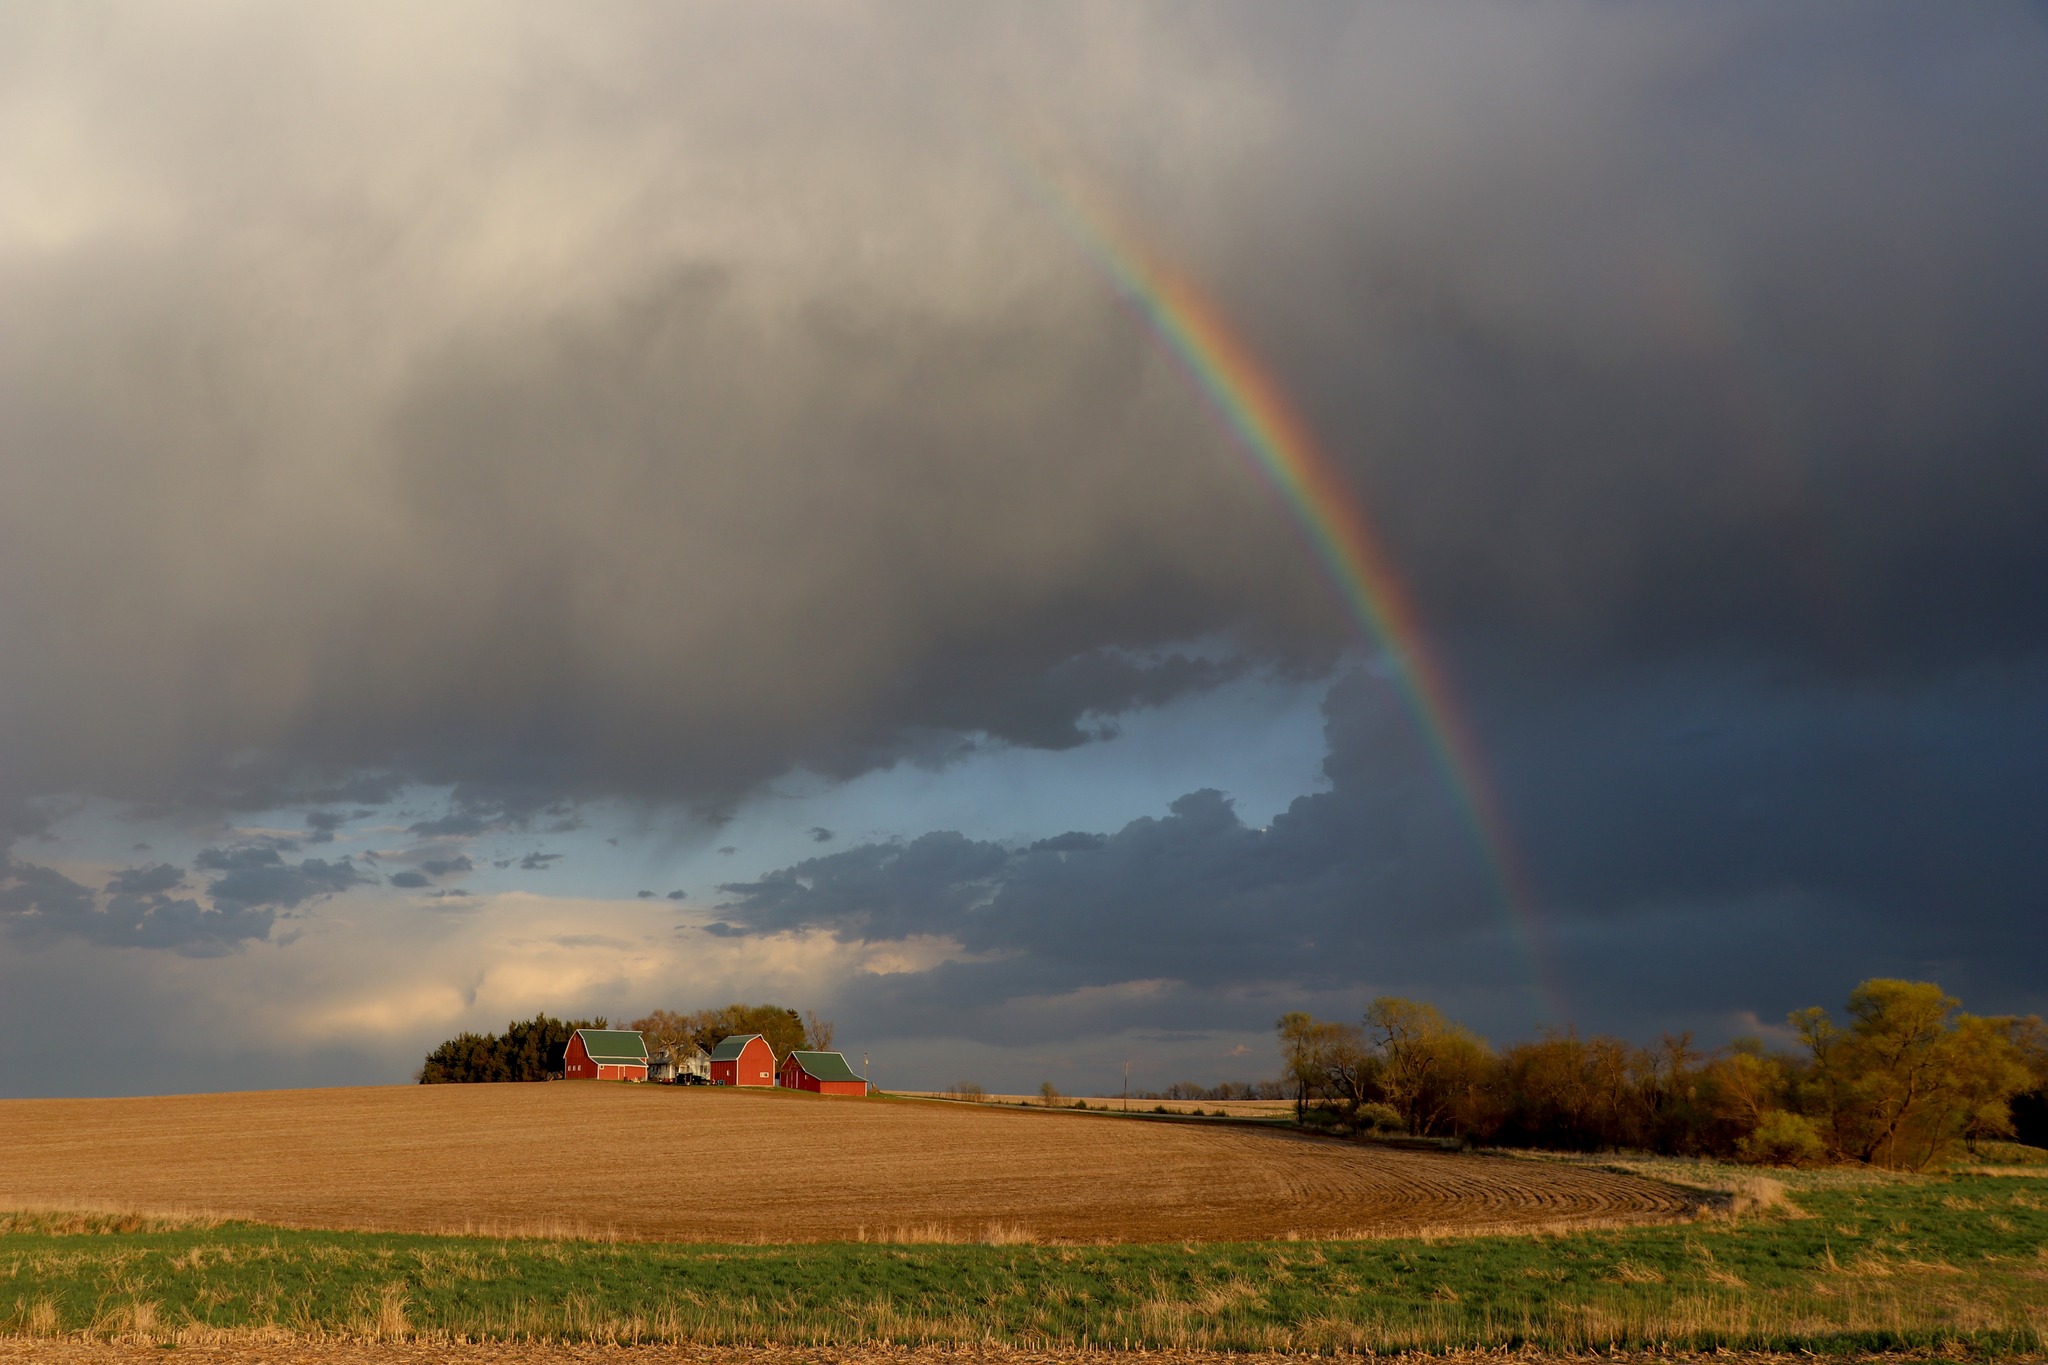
194,844,372,913
388,871,430,889
314,808,374,838
723,665,2048,1043
0,858,275,956
406,813,489,838
0,860,96,929
1029,832,1108,854
104,863,186,897
518,852,562,871
0,1,2041,1034
721,833,1013,942
808,828,835,844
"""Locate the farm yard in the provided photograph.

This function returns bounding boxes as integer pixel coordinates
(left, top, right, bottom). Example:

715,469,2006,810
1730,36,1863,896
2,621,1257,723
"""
0,1084,1697,1243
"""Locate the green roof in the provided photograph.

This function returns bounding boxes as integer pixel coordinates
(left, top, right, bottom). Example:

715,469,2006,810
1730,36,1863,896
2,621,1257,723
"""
708,1034,764,1062
575,1029,648,1064
786,1050,863,1084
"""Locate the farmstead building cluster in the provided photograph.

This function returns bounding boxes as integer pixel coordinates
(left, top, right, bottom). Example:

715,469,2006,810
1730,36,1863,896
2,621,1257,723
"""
709,1033,776,1086
779,1049,868,1095
563,1029,650,1081
563,1028,866,1094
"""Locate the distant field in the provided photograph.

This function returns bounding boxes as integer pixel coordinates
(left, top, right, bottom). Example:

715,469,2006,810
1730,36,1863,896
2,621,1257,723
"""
901,1091,1297,1119
0,1084,1697,1242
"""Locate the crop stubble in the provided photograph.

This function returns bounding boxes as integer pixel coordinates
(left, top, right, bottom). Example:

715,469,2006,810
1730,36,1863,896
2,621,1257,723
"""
2,1346,2013,1365
0,1085,1697,1241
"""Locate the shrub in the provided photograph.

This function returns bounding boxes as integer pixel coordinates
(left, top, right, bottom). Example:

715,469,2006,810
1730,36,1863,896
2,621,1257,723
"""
1737,1110,1827,1167
1357,1102,1405,1135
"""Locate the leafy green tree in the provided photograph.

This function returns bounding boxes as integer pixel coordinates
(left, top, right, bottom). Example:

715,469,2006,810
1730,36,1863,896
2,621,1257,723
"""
1491,1032,1635,1150
418,1014,605,1083
2002,1016,2048,1149
1276,1011,1366,1124
630,1009,703,1065
1793,979,2032,1169
640,1003,819,1063
1364,997,1491,1137
418,1031,501,1084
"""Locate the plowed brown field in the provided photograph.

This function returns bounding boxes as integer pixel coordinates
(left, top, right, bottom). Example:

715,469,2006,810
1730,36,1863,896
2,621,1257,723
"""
0,1085,1699,1241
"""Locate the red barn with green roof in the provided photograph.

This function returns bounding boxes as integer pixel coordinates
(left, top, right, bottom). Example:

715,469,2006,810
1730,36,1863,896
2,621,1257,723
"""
778,1049,867,1096
708,1033,775,1087
564,1028,649,1081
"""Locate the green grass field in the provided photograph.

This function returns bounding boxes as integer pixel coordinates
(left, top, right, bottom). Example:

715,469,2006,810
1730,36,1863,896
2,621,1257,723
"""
3,1166,2044,1355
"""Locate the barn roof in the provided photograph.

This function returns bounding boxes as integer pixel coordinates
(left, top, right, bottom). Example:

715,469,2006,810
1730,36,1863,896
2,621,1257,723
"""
785,1050,863,1084
708,1033,765,1061
574,1029,648,1064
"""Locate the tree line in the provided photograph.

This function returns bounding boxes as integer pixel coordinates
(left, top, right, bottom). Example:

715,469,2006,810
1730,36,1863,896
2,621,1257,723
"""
629,1003,835,1064
1138,1080,1291,1102
417,1014,609,1083
1277,979,2047,1170
417,1002,836,1083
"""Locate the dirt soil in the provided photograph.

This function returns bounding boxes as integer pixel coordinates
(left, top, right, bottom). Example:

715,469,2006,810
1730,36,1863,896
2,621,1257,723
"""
0,1084,1699,1242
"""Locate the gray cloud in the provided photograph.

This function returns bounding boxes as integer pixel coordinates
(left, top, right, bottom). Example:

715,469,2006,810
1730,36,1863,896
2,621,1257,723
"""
4,4,2038,834
0,3,2041,1059
0,858,276,956
104,863,186,897
195,844,372,914
303,811,344,844
723,665,2048,1044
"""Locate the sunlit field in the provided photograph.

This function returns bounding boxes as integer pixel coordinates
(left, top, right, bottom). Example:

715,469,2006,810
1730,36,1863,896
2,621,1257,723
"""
0,1084,1693,1243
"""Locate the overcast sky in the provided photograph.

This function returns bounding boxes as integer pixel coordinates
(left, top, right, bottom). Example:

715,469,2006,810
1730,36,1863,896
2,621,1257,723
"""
3,1,2045,1098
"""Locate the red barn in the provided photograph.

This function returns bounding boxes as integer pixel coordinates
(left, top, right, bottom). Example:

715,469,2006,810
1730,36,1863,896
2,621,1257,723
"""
563,1028,649,1081
708,1033,775,1087
778,1049,867,1096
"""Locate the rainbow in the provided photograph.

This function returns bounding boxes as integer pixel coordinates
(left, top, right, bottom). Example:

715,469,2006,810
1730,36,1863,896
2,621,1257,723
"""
1016,165,1563,1018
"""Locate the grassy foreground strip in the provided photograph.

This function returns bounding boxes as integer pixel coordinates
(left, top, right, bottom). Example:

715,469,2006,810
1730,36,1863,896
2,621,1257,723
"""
2,1173,2044,1355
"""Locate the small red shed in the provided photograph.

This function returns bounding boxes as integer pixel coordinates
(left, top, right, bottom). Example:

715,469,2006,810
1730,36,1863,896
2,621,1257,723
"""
708,1033,776,1087
563,1028,649,1081
778,1049,867,1096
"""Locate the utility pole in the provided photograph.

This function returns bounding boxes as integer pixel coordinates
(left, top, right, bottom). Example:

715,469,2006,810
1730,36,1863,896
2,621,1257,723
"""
1123,1060,1129,1113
